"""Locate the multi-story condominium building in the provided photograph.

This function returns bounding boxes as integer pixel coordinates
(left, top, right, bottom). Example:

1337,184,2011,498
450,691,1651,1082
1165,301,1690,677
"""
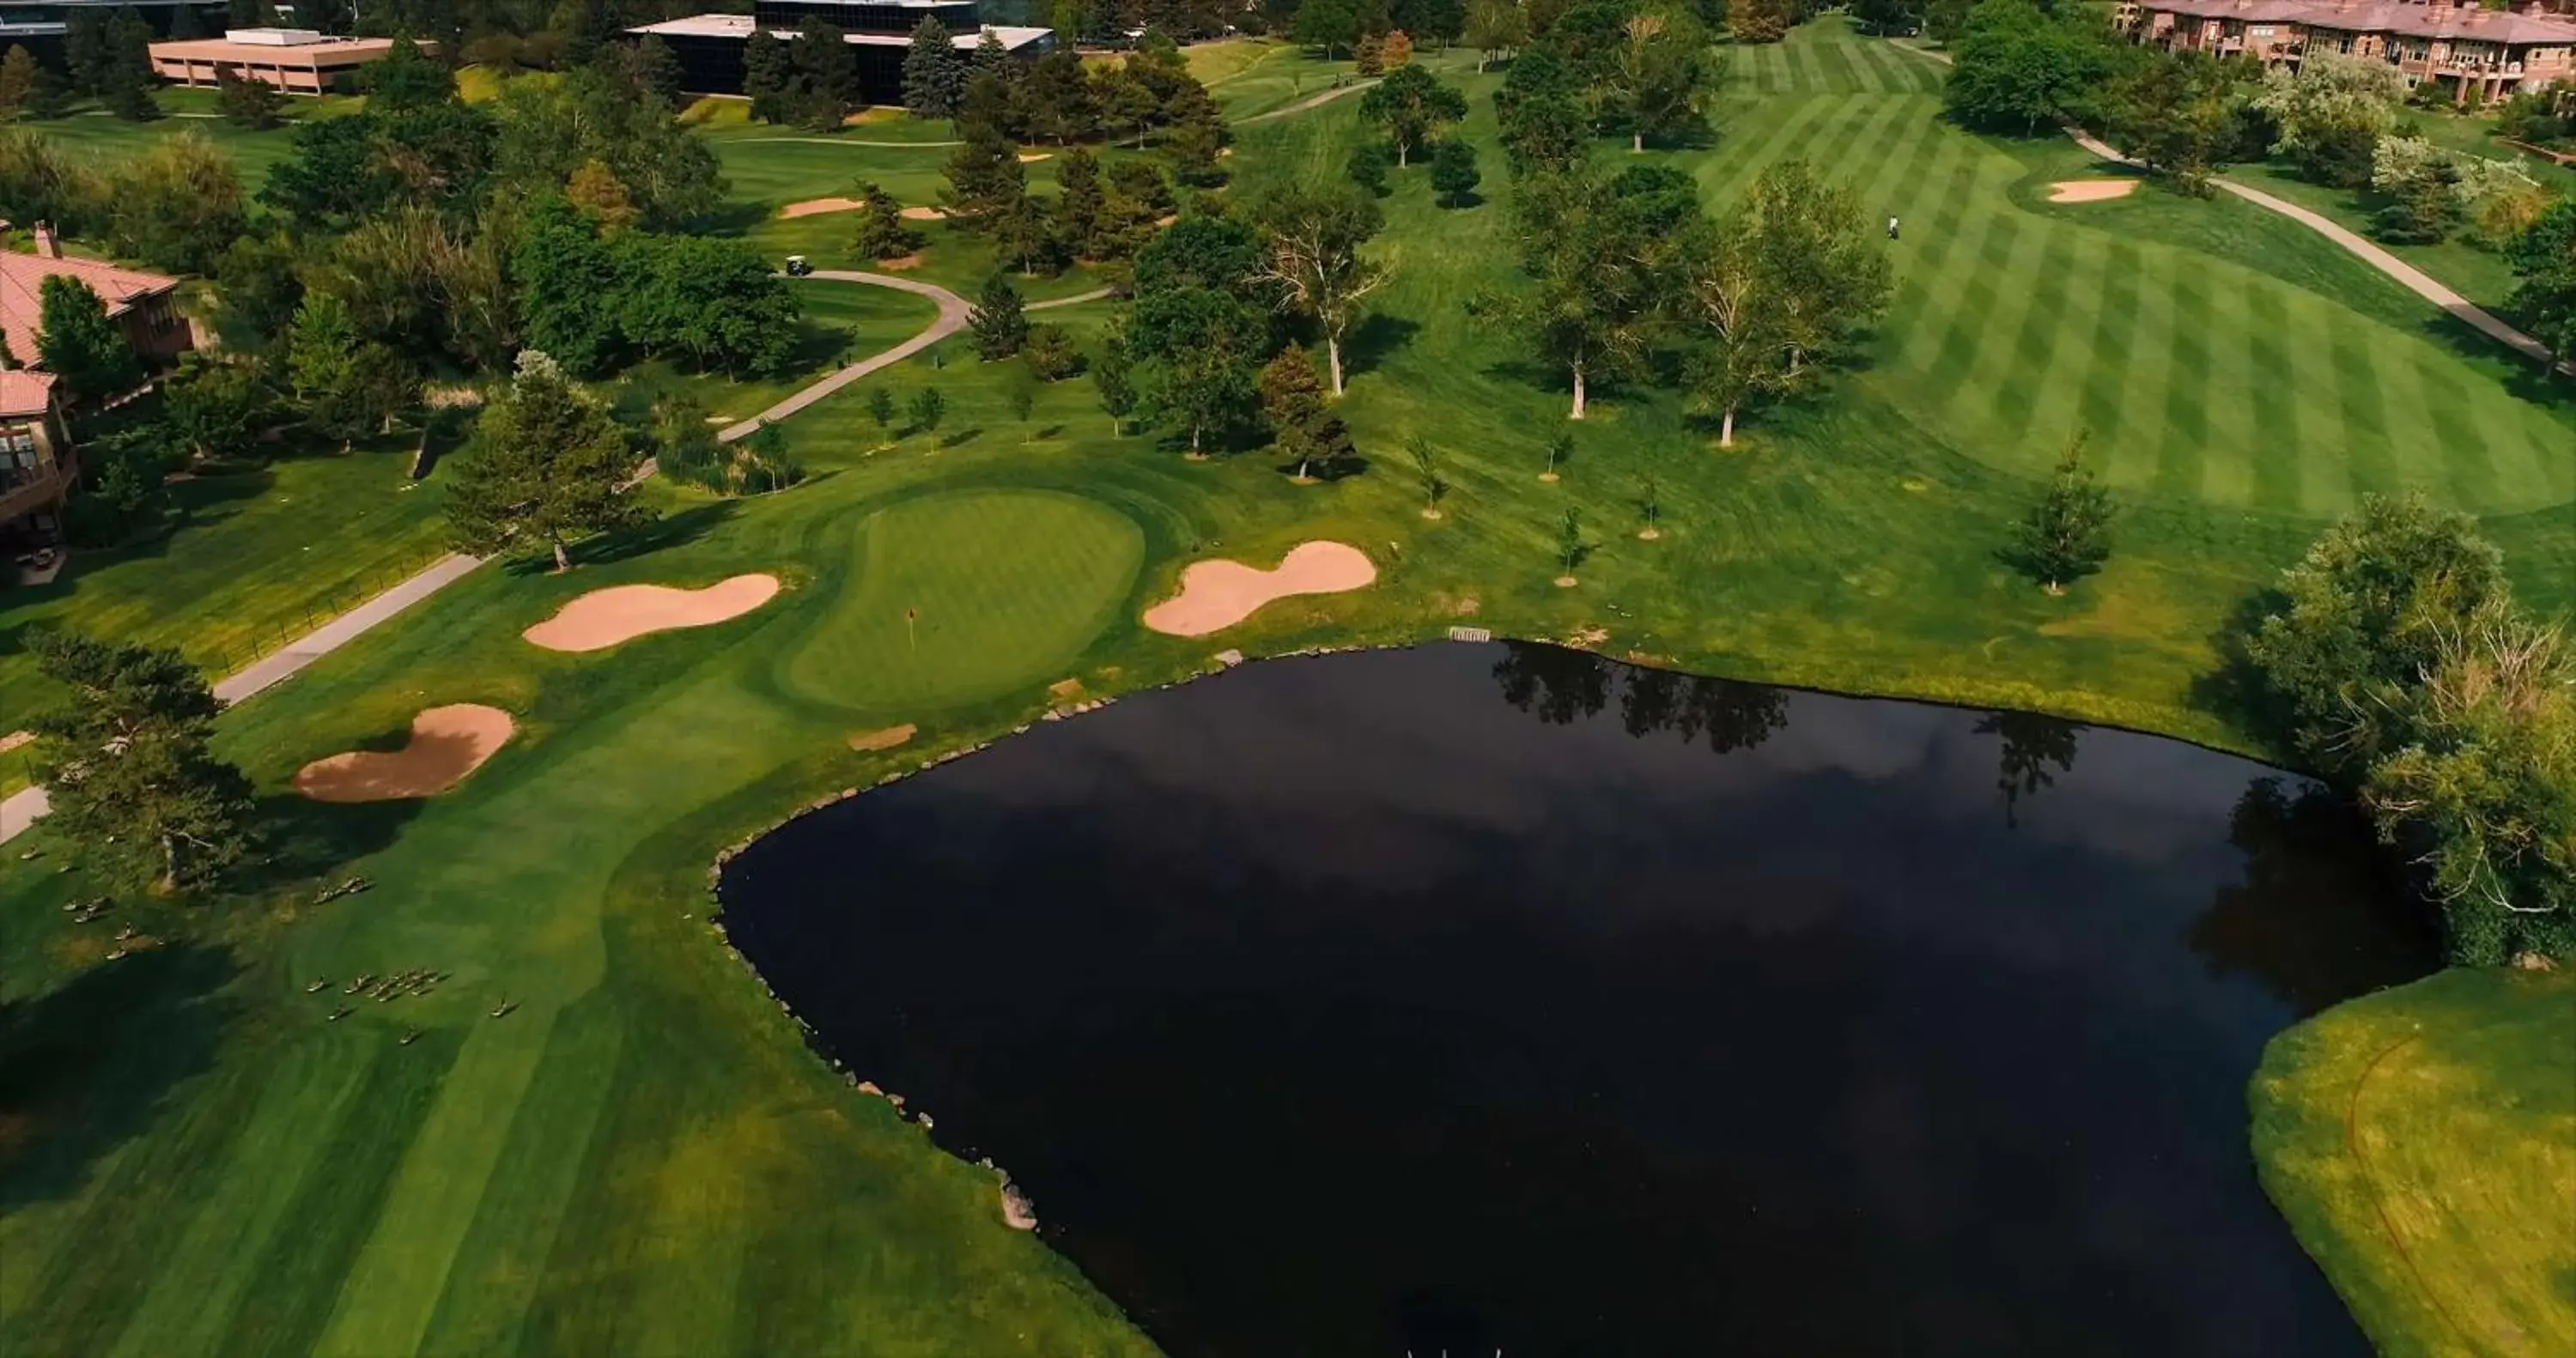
0,369,73,554
2121,0,2576,102
0,225,196,383
628,0,1053,106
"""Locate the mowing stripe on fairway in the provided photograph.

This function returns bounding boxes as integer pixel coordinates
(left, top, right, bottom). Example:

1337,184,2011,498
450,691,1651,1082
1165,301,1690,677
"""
2275,286,2353,515
2154,268,2218,504
2328,305,2406,506
106,1030,384,1356
314,1019,557,1357
2020,223,2115,456
2234,280,2300,512
215,1031,466,1356
2106,243,2182,495
1953,210,2069,441
2361,329,2455,505
413,992,628,1356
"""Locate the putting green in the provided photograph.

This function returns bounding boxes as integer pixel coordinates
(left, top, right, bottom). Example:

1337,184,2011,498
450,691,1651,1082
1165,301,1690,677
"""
781,490,1144,713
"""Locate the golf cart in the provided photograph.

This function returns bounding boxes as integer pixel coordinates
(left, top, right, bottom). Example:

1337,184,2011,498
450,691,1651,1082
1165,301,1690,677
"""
785,255,813,277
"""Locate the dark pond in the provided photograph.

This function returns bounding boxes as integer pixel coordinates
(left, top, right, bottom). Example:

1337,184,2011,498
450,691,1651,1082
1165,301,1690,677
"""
719,642,2438,1357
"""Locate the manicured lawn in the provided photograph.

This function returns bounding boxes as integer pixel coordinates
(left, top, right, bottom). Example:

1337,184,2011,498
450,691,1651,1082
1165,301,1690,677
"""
0,446,451,717
0,17,2567,1357
2227,155,2574,320
2251,966,2576,1358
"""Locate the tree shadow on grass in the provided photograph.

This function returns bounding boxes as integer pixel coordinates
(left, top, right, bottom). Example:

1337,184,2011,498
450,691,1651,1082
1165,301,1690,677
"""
239,791,429,898
499,500,740,577
2184,585,2297,755
1344,313,1424,382
0,942,240,1212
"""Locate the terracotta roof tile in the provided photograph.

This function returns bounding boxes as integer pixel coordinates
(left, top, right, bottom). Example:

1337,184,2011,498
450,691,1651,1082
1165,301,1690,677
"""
0,249,179,373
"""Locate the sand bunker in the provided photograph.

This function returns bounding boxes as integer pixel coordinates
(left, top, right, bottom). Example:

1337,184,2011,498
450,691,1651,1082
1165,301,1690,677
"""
1017,151,1052,163
779,197,862,219
295,705,515,803
848,724,916,752
898,205,948,221
1142,541,1376,637
524,574,782,652
2048,179,2136,203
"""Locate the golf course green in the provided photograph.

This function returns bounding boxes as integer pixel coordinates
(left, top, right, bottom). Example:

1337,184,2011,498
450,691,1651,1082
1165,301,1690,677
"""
1,18,2569,1355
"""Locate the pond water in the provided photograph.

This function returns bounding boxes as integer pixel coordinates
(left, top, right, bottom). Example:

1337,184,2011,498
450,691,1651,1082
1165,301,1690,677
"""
718,643,2437,1357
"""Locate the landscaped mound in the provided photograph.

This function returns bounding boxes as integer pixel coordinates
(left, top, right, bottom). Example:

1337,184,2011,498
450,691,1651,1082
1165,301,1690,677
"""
294,704,516,802
2048,179,2137,203
1142,542,1376,637
524,574,782,652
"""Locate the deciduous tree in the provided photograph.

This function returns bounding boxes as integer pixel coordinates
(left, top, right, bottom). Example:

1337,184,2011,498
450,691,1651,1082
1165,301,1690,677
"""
2253,51,2403,188
2507,197,2576,367
1358,63,1467,166
1679,158,1891,444
1250,185,1390,395
1431,137,1482,206
35,275,140,403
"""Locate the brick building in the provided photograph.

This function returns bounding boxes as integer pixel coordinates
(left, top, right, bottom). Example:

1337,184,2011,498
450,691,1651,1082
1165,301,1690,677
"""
147,27,432,95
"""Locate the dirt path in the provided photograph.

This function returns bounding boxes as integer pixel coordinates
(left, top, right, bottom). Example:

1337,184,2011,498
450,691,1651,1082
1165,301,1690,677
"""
1890,41,2560,369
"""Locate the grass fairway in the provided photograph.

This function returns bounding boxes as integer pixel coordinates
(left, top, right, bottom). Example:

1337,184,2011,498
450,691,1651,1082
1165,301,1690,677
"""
0,18,2570,1357
2251,967,2576,1358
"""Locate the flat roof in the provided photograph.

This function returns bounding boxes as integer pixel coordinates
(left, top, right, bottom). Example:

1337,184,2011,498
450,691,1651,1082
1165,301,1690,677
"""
147,33,426,63
628,13,1051,46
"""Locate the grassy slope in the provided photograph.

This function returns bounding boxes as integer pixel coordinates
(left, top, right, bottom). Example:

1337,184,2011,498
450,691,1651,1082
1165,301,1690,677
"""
2251,967,2576,1358
0,21,2569,1357
0,446,450,713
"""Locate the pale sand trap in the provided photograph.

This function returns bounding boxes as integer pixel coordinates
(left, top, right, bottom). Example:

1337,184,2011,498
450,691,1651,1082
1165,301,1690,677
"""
2048,179,2137,203
524,574,782,652
848,724,916,752
779,197,862,219
1017,151,1052,162
0,731,29,756
1142,542,1376,637
295,705,515,803
898,205,948,221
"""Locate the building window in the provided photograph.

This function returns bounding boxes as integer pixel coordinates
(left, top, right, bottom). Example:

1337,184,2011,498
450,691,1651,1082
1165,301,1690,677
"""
2251,24,2273,36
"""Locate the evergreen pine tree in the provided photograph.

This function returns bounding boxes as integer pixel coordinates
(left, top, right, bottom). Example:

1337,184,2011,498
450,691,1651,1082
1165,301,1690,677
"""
901,15,965,121
969,271,1029,360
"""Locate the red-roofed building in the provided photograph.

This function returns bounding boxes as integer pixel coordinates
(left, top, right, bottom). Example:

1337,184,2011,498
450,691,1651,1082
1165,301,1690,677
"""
0,368,74,552
0,222,196,385
2121,0,2576,100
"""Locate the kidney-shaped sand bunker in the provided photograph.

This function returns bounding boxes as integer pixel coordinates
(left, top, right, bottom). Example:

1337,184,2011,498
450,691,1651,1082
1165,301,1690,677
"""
1143,542,1376,637
295,704,517,803
524,574,782,652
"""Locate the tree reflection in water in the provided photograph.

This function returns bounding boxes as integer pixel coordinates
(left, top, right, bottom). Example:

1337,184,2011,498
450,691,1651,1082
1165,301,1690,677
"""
1492,642,1788,755
1976,711,2083,829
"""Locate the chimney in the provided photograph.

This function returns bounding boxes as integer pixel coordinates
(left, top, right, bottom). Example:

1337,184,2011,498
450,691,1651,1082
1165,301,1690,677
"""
31,221,59,259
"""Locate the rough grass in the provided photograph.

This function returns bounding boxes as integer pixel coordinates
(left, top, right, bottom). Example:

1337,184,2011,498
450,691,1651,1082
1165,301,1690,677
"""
0,20,2569,1357
2251,967,2576,1358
